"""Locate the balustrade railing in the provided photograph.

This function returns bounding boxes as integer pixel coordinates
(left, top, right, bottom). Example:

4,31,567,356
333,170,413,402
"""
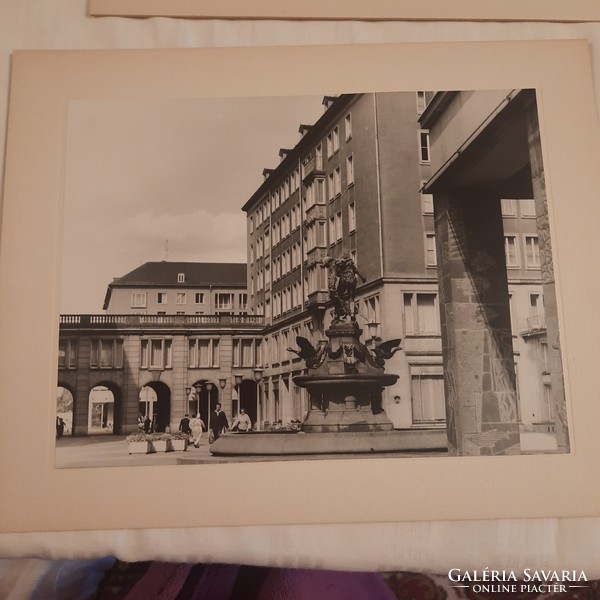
60,313,265,328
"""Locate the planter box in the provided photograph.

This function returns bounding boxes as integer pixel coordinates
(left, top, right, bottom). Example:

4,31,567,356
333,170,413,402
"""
151,440,168,452
128,441,151,455
168,439,187,452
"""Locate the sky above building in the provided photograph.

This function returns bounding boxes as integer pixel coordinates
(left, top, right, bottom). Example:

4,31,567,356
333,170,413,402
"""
61,95,324,313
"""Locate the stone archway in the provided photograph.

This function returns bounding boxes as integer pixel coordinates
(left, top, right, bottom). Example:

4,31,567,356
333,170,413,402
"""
88,381,122,435
189,380,219,432
142,381,171,433
238,379,258,427
56,384,75,436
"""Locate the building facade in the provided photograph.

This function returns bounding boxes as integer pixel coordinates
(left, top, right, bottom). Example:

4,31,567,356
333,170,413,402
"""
242,92,552,446
58,262,263,436
103,261,249,316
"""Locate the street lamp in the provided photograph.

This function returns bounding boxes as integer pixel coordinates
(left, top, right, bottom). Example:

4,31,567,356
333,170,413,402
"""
234,373,243,386
253,368,264,383
219,378,227,390
366,321,380,341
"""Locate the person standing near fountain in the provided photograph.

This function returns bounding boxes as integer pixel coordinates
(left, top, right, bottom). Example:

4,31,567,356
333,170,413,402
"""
210,403,229,443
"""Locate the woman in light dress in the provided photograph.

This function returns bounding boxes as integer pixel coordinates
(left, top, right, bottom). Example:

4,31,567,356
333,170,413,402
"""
189,413,205,448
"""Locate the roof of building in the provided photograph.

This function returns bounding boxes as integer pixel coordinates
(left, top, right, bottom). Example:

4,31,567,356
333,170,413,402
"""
103,261,247,309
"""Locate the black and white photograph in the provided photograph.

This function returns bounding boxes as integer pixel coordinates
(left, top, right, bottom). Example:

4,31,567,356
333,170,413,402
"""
54,88,571,469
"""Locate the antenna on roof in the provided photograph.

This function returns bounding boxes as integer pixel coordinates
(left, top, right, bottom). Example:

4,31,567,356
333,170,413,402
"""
165,239,169,261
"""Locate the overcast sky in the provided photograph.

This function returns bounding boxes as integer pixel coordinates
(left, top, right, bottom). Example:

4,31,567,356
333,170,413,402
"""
61,95,324,313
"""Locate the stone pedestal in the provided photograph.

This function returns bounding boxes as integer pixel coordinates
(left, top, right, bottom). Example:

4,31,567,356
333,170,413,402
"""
294,321,396,433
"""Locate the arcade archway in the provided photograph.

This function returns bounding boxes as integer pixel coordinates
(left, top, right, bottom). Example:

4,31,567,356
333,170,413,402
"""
140,381,171,432
56,385,74,437
88,382,122,435
188,380,219,431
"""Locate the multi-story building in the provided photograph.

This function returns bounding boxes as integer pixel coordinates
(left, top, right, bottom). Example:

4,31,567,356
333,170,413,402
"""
58,261,263,436
103,261,249,316
242,92,551,446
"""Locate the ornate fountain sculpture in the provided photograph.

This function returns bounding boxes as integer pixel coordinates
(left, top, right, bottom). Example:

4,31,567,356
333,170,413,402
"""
209,254,414,456
291,255,402,433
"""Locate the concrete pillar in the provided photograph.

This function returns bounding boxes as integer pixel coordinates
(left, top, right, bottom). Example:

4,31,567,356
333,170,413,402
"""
435,190,520,456
526,104,570,453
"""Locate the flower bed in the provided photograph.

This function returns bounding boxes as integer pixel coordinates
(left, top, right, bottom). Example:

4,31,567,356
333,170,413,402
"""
126,432,189,454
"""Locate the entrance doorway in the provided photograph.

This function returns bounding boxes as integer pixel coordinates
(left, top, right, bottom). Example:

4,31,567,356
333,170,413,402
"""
238,380,258,428
140,381,171,432
189,380,219,431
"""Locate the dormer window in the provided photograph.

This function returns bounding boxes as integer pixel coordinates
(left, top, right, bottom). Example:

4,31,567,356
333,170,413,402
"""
177,273,185,283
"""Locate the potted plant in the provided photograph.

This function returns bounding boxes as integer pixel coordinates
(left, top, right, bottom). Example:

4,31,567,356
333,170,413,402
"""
150,432,170,453
126,432,151,455
168,432,189,452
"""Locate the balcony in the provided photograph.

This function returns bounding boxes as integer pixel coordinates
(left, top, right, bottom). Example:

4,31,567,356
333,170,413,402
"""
301,155,324,182
520,313,546,337
306,290,330,310
59,314,265,331
304,203,326,225
306,246,328,267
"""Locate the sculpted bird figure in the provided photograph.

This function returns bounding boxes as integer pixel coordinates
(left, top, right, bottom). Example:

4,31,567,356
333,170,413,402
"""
372,338,402,361
287,336,318,360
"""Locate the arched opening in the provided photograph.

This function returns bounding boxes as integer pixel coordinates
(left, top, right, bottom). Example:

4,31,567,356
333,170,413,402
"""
88,382,122,435
237,380,258,428
56,385,74,437
140,381,171,433
189,380,219,431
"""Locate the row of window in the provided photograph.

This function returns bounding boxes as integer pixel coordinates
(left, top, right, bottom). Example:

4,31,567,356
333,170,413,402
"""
60,337,262,370
131,292,247,310
505,235,540,269
249,111,354,235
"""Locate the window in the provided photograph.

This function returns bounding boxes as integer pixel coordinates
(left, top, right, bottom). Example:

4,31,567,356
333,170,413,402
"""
329,213,342,244
350,249,357,265
328,172,335,201
233,338,258,367
346,155,354,186
421,181,434,214
177,273,185,283
334,167,341,197
194,292,204,304
403,293,440,335
348,202,356,232
540,341,549,373
131,292,147,308
345,113,352,141
411,369,445,423
250,244,254,265
521,198,536,217
501,199,517,216
416,91,427,114
157,292,167,304
189,338,220,368
176,292,186,305
91,339,124,369
525,236,541,268
58,339,77,369
425,234,437,267
364,295,380,324
216,293,234,310
140,338,172,369
176,311,185,315
326,126,339,158
529,293,545,329
239,293,248,310
504,236,519,267
250,215,254,233
418,130,430,163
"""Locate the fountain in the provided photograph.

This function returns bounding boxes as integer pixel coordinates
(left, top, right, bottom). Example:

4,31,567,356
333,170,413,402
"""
210,255,436,456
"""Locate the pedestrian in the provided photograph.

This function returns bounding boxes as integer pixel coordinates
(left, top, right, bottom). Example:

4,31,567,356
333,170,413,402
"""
137,413,145,431
179,413,192,436
56,416,65,439
210,403,229,443
231,408,252,432
189,413,206,448
143,415,151,433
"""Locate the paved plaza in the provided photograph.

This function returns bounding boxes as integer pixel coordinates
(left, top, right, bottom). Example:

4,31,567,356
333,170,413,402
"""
54,434,449,469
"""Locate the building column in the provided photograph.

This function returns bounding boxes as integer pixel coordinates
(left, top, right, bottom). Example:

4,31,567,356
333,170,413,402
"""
434,190,520,456
526,104,570,453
